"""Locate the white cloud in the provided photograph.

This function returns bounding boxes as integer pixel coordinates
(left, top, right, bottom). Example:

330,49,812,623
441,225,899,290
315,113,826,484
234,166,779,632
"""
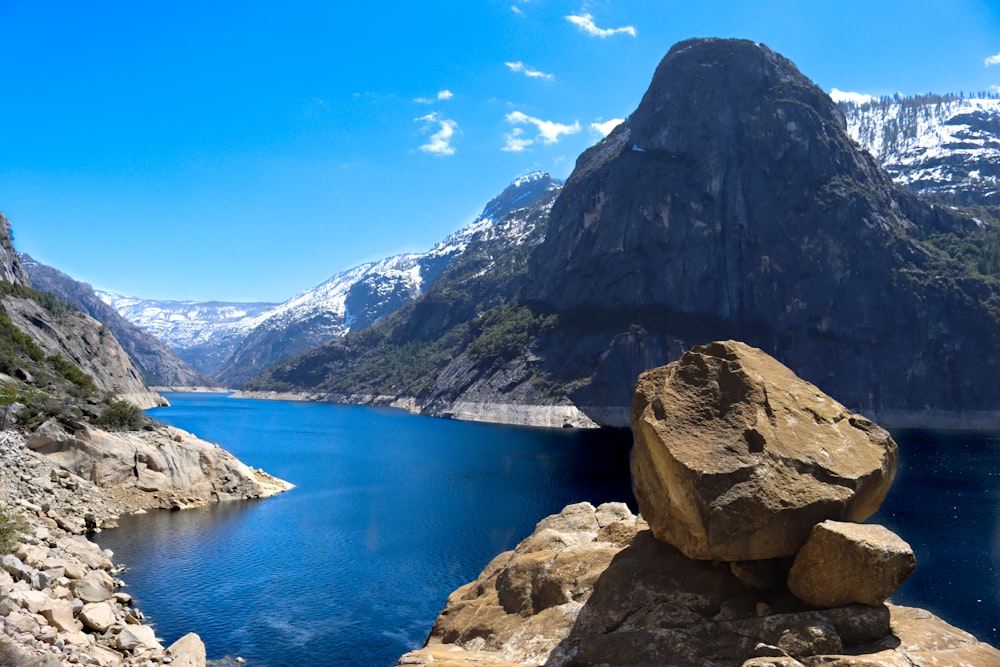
985,52,1000,66
505,61,554,81
505,110,581,145
416,113,459,156
415,90,454,104
566,12,636,38
502,127,534,152
590,118,624,137
829,88,875,104
511,5,524,15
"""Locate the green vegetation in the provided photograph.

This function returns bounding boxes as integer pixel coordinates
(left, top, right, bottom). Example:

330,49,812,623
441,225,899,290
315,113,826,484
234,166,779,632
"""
0,506,27,554
467,303,557,364
46,354,97,395
923,216,1000,280
0,281,73,316
93,399,146,431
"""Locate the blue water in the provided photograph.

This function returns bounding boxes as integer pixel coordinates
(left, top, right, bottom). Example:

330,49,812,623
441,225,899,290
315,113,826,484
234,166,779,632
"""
94,395,1000,666
95,393,633,666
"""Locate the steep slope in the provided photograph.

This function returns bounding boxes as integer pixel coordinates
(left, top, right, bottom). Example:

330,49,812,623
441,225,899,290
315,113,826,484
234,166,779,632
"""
839,95,1000,207
21,254,207,387
0,213,164,410
252,38,1000,429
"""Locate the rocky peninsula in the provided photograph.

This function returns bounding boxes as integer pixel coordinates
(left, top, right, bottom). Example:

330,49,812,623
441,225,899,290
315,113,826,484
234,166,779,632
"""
0,420,291,666
398,341,1000,666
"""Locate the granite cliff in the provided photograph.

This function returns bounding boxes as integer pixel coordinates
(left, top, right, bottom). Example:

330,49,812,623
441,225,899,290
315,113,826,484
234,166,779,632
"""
250,38,1000,430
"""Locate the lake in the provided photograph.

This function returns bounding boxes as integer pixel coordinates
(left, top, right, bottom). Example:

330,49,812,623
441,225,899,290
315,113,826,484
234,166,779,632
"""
94,394,999,665
97,393,634,666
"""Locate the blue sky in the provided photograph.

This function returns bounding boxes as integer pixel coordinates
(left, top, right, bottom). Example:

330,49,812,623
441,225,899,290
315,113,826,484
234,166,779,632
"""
2,0,999,302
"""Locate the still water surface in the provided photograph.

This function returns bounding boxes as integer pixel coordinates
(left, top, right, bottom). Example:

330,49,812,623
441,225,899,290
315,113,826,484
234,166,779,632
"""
97,393,633,666
94,394,999,665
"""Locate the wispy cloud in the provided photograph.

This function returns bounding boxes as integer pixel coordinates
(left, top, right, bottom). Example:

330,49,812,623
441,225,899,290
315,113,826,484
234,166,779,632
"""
502,127,534,152
590,118,624,137
415,89,454,104
416,113,459,156
985,52,1000,66
511,5,524,15
505,61,554,81
504,110,581,149
566,12,636,38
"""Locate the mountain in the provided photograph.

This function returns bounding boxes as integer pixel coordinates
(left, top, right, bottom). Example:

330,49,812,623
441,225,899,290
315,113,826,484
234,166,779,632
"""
250,38,1000,430
0,212,164,411
100,172,561,385
94,293,280,377
838,94,1000,207
21,254,207,387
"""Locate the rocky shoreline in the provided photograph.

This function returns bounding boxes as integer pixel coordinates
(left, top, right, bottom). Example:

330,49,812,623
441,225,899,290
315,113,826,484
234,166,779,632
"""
0,424,292,666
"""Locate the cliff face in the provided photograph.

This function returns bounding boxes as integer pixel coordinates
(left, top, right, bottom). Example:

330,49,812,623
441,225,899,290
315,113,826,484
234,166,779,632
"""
523,38,999,424
0,212,30,288
21,255,207,388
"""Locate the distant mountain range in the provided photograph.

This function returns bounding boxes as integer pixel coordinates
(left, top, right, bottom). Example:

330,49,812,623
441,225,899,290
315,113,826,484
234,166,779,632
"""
839,94,1000,207
98,172,560,384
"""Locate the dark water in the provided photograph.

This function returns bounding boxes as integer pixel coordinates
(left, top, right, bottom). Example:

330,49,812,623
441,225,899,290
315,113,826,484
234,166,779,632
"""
873,429,1000,645
95,393,634,666
94,395,1000,666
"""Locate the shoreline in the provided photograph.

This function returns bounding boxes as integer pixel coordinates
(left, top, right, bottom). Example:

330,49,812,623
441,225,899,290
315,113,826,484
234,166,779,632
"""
227,390,1000,433
0,425,292,666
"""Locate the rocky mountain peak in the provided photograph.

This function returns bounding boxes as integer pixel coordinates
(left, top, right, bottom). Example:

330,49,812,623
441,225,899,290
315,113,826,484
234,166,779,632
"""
479,171,559,223
528,37,909,314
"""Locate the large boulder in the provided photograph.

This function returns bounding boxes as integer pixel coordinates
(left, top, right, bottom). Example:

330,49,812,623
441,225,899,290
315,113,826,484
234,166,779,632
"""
787,520,916,607
630,340,898,561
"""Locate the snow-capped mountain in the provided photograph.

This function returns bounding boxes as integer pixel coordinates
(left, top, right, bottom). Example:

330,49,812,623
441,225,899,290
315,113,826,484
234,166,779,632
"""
100,171,561,384
838,95,1000,206
94,294,281,376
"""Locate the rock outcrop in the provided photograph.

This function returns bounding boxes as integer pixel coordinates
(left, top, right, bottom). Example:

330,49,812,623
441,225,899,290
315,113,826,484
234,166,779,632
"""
397,343,998,666
26,420,290,515
0,427,280,665
630,341,897,561
398,504,997,667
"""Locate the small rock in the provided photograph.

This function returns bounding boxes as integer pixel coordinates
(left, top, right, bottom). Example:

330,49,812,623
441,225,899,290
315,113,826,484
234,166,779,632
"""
116,624,163,653
2,553,31,582
787,520,916,608
71,578,111,604
79,601,118,633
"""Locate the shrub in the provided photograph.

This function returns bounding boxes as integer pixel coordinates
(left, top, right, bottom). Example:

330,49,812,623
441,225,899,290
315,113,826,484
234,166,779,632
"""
0,507,27,554
93,399,145,431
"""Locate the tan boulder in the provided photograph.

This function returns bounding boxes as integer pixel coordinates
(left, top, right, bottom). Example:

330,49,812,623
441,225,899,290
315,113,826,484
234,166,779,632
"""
630,340,898,561
79,601,118,633
41,598,82,633
167,632,207,667
788,520,916,608
72,578,111,603
116,624,163,652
